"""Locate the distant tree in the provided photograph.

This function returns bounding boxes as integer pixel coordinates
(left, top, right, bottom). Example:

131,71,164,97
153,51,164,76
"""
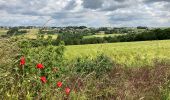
7,27,19,36
79,26,87,29
137,26,148,29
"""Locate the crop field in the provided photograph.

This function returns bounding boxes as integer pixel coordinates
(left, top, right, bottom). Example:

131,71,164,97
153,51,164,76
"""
65,40,170,67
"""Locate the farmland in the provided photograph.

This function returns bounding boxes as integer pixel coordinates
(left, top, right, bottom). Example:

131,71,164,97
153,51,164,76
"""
65,40,170,67
1,27,170,99
1,0,170,99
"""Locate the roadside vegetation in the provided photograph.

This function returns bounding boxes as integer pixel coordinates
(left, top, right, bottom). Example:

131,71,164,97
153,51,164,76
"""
0,26,170,99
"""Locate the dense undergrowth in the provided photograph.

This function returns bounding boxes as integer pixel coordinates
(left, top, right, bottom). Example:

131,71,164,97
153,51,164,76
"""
0,38,170,99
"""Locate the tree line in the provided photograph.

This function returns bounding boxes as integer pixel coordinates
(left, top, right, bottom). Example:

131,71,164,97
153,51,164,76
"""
56,28,170,45
19,28,170,47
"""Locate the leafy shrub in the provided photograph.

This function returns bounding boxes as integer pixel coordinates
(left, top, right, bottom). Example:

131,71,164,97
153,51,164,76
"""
74,54,114,77
20,41,66,77
3,40,68,99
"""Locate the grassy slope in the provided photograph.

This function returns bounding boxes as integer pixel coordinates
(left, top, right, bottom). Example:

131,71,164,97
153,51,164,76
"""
65,40,170,67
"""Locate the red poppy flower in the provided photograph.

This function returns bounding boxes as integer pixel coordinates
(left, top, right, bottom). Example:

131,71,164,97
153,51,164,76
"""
36,63,44,69
20,56,25,66
65,87,71,95
40,76,47,83
57,81,62,87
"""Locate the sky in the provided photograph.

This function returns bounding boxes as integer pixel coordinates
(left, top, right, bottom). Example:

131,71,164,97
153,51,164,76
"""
0,0,170,27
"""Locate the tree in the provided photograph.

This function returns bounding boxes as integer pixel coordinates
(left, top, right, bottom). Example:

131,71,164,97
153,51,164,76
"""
7,27,19,36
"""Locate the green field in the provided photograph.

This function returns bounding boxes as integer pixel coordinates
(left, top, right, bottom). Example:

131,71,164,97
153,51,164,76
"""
0,29,7,36
83,34,123,39
9,29,58,39
65,40,170,67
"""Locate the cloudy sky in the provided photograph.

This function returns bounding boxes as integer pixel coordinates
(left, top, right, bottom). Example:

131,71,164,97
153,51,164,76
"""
0,0,170,27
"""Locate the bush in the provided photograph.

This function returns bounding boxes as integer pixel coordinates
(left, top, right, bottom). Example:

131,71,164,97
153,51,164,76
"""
74,54,114,77
1,40,67,99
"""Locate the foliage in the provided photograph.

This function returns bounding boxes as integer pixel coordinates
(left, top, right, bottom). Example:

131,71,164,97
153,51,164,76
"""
80,28,170,45
48,28,170,46
7,27,19,36
74,54,114,77
7,27,27,36
6,28,170,46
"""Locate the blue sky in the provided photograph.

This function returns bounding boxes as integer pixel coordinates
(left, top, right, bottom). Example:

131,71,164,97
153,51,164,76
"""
0,0,170,27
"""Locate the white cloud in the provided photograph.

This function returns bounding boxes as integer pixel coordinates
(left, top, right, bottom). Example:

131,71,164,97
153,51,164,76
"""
0,0,170,27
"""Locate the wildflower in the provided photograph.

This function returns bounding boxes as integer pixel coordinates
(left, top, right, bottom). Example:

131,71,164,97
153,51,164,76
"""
20,56,25,66
37,63,44,69
65,87,71,95
57,81,62,87
40,76,47,83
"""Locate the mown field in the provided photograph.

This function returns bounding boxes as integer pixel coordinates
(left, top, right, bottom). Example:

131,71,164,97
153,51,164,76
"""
65,40,170,67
